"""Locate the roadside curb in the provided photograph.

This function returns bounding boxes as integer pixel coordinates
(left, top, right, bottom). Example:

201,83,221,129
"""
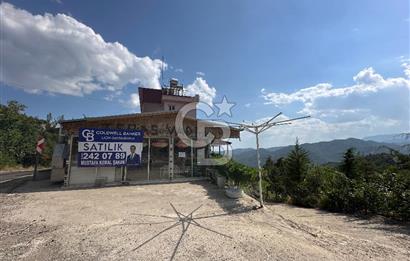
0,175,32,193
0,169,51,193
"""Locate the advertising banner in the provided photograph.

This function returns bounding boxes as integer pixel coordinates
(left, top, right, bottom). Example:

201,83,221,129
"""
78,128,143,167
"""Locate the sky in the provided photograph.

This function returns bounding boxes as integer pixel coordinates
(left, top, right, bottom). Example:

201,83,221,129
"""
0,0,409,148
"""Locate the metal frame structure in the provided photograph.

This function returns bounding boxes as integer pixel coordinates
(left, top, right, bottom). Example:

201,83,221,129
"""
224,112,310,208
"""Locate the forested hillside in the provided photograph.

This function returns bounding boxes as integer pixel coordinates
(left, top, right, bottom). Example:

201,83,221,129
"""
233,138,409,167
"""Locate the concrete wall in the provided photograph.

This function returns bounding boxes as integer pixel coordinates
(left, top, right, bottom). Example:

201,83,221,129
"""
162,102,196,118
141,102,162,113
69,167,119,186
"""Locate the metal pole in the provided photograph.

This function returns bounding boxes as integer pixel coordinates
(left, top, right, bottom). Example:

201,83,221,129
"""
147,137,151,180
223,113,309,209
191,139,194,177
123,167,128,182
255,129,264,208
169,136,174,180
58,124,63,143
65,135,74,187
33,151,39,181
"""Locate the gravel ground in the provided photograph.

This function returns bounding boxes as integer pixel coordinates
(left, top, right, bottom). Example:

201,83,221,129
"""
0,180,409,260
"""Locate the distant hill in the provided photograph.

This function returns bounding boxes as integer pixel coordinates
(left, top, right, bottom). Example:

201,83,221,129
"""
364,133,410,145
233,138,406,167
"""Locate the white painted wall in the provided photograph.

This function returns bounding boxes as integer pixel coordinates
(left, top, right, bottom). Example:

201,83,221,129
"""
69,167,117,185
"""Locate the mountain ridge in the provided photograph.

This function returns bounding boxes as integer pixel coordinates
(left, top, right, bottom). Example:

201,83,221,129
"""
363,133,410,145
233,137,409,167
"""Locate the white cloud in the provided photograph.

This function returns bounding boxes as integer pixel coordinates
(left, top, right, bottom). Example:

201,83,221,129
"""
0,2,165,98
129,93,140,108
402,62,410,78
175,68,183,73
103,90,122,101
245,103,251,108
262,68,388,107
196,71,205,76
236,66,410,148
261,67,410,119
185,77,216,105
233,114,403,148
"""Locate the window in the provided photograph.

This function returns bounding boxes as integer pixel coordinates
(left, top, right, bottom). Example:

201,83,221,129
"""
168,105,175,111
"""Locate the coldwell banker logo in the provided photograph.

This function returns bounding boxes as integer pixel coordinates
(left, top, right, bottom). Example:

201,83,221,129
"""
175,96,236,166
82,129,95,142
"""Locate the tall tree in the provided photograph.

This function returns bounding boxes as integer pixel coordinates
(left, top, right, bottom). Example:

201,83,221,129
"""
263,156,275,170
284,139,310,201
285,139,310,183
341,148,356,179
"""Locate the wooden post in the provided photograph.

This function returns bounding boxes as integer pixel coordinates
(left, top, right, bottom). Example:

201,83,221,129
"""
255,129,264,208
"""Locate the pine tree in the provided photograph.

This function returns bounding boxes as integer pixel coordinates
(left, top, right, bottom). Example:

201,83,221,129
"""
341,148,356,179
284,139,310,201
285,139,310,183
263,156,275,170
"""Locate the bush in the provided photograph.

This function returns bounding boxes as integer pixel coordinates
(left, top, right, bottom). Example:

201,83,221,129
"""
216,160,255,188
264,157,287,202
0,101,59,169
319,169,351,212
389,170,410,220
294,166,325,207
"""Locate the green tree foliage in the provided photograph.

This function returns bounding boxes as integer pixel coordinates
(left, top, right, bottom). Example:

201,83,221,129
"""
319,168,351,211
264,157,286,201
389,170,410,220
341,148,357,179
216,160,256,188
0,101,59,169
285,139,310,183
284,139,310,205
261,143,410,221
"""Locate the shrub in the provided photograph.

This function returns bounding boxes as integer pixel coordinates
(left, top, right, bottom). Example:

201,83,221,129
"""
317,168,351,212
389,170,410,221
264,157,287,201
295,166,325,207
216,160,255,188
259,142,410,221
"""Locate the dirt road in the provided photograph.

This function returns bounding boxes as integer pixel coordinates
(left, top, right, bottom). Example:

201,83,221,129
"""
0,180,409,260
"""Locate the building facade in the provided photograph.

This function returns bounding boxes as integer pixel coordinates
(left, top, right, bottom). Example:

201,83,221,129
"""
53,80,240,187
